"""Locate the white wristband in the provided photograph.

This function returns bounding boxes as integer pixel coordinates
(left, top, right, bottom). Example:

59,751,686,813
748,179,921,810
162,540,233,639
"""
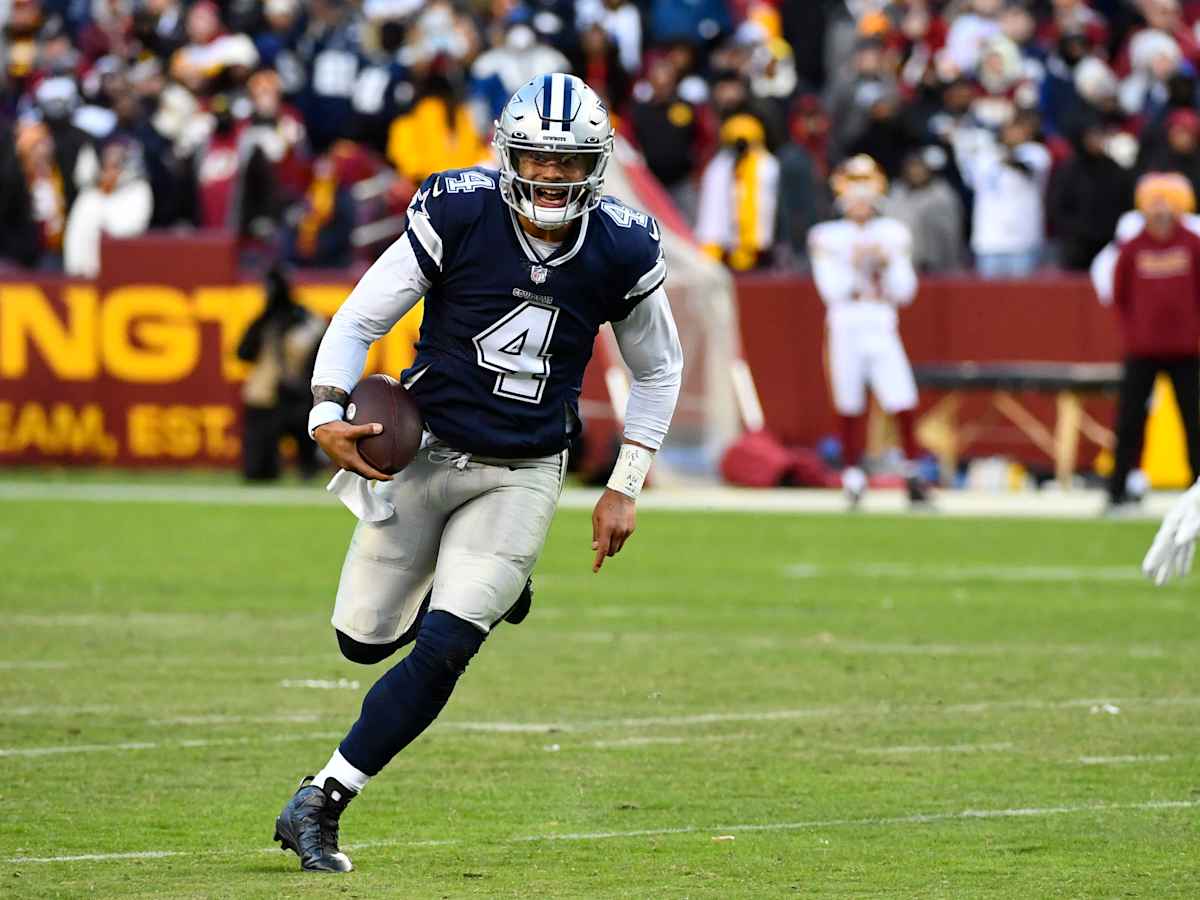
308,401,345,438
606,444,654,500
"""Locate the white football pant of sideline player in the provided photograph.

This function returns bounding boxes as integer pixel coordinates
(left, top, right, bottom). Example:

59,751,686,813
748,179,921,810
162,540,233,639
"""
808,154,925,507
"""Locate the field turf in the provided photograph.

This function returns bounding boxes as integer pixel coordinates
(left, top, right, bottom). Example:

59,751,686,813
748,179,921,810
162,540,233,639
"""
1,488,1198,898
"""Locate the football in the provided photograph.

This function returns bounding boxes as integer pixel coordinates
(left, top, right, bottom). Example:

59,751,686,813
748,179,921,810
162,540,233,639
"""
346,374,424,475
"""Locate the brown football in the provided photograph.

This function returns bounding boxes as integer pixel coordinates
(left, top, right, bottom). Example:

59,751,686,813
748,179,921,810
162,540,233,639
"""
346,374,424,475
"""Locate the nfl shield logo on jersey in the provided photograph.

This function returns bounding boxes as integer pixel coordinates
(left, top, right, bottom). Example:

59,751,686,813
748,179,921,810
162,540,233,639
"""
530,265,548,284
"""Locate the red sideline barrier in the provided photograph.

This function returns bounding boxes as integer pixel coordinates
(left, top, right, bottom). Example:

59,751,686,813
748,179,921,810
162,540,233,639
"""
735,273,1123,468
0,233,1123,473
0,240,399,467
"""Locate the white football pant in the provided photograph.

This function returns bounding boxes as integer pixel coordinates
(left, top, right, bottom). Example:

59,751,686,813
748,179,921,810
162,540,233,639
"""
828,326,918,416
332,442,566,640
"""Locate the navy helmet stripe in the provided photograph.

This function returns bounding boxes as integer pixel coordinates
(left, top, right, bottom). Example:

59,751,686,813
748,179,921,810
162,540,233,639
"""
560,75,573,132
540,74,553,130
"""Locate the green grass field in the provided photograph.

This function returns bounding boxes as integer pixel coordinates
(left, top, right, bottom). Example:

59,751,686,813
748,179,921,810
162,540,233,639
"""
1,488,1198,898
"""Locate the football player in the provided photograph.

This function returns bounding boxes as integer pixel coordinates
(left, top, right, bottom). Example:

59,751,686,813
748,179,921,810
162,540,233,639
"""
808,154,927,508
272,73,683,872
1090,174,1200,505
1090,172,1200,306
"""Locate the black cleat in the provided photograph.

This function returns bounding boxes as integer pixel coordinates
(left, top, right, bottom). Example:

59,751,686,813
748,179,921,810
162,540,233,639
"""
906,476,933,509
503,577,534,624
274,776,356,872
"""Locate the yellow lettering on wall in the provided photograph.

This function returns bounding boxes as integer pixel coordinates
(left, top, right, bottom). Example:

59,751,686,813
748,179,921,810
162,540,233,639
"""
12,402,51,451
0,285,98,380
0,402,115,458
0,403,12,451
294,285,348,318
126,403,239,459
127,404,159,457
199,405,239,457
51,403,118,459
0,280,420,395
162,405,203,457
101,286,199,383
194,285,264,381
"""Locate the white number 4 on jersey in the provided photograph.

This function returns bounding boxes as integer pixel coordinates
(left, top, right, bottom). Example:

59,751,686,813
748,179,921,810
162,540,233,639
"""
600,200,660,239
473,302,560,403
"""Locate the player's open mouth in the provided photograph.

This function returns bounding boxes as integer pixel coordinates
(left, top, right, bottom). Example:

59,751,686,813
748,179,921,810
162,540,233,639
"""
534,186,569,208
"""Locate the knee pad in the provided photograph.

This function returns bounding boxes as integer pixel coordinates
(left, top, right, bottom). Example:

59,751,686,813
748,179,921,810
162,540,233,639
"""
411,610,486,682
336,629,403,665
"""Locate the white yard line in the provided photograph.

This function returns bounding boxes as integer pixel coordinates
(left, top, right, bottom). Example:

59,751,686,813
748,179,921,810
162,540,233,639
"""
4,696,1196,759
857,742,1015,755
0,705,117,718
148,714,322,726
0,655,334,670
7,612,319,629
0,661,69,671
784,562,1148,583
546,736,1015,754
511,799,1200,843
1,630,1179,671
1078,754,1173,765
441,695,1200,734
546,733,753,752
2,709,321,725
0,732,344,759
6,850,187,863
0,481,1183,520
769,634,1167,659
6,799,1196,865
279,678,361,690
0,482,337,508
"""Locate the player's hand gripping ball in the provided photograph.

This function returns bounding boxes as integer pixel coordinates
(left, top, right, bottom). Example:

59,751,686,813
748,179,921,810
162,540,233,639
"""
347,374,424,475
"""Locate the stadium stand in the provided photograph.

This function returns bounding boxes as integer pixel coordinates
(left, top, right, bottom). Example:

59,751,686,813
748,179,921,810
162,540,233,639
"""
4,0,1200,277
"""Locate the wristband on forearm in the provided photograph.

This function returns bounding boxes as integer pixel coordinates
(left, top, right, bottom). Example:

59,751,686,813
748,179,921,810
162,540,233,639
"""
606,443,654,499
308,401,346,438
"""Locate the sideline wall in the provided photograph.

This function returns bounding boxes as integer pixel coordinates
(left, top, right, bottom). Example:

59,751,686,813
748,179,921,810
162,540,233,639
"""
0,235,1122,470
735,273,1123,466
0,266,419,467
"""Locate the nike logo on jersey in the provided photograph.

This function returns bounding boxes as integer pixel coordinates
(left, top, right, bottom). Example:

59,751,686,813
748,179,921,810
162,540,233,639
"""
432,177,443,197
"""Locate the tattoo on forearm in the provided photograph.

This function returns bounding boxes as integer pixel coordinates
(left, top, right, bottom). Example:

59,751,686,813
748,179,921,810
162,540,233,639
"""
312,385,350,407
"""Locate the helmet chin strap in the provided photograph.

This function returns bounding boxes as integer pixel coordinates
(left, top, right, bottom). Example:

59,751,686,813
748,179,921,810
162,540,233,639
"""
531,211,571,230
518,180,588,230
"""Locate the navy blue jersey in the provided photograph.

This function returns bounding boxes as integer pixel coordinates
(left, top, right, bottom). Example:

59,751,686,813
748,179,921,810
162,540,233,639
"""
294,23,365,152
349,60,414,154
401,167,666,459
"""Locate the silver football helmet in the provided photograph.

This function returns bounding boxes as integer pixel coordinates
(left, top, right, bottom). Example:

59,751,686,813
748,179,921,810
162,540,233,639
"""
494,73,614,229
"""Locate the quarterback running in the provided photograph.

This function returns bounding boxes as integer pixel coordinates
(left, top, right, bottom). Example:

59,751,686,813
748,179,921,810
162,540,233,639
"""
272,74,683,872
808,155,928,508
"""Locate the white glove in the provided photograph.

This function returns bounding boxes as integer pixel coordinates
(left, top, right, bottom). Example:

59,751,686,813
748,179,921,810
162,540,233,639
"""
1142,478,1200,586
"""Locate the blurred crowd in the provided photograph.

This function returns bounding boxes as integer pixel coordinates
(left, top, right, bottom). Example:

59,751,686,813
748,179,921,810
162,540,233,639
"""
2,0,1200,277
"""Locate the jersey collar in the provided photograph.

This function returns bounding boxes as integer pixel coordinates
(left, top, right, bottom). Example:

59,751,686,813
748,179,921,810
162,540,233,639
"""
507,208,590,268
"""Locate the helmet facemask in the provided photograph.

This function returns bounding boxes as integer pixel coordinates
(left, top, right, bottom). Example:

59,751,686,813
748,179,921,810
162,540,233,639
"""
496,135,611,230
